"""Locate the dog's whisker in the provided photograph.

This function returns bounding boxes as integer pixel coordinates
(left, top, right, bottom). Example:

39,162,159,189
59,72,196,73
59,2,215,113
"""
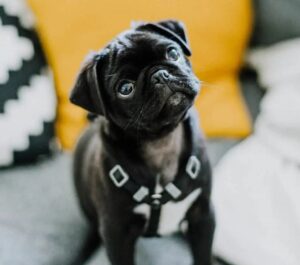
128,93,157,129
122,104,145,131
123,95,156,135
135,107,144,142
105,73,118,77
200,81,224,90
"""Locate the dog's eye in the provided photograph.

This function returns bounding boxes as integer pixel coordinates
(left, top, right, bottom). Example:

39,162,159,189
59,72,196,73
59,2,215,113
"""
166,47,180,61
118,82,135,98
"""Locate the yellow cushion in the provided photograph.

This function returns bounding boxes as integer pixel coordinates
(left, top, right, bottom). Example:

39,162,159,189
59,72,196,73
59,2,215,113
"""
28,0,253,149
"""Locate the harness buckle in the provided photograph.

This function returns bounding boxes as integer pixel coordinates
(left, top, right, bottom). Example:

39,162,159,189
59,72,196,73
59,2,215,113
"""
109,165,129,188
165,183,182,199
133,186,149,202
186,155,201,179
151,194,162,209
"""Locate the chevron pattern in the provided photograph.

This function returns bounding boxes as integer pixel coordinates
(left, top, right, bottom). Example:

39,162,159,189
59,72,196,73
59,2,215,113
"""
0,0,56,167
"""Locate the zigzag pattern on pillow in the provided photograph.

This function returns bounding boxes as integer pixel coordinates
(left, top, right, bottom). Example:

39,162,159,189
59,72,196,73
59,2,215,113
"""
0,0,57,167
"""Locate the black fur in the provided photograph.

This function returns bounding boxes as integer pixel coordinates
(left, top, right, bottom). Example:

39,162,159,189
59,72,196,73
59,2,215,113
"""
70,20,215,265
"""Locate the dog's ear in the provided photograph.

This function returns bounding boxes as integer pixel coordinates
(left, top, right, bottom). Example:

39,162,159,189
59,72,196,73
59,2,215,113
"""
70,50,108,116
135,20,191,56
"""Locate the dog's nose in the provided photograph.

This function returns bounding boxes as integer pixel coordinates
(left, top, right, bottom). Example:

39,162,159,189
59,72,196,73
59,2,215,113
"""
151,69,170,84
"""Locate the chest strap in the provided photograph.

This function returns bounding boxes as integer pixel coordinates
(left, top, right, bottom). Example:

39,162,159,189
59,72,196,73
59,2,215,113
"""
109,155,201,236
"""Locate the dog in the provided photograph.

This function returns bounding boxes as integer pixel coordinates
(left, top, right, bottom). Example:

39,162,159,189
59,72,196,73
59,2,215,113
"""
70,20,215,265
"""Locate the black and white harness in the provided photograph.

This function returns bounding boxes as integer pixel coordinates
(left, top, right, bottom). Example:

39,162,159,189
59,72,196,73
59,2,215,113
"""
108,116,204,237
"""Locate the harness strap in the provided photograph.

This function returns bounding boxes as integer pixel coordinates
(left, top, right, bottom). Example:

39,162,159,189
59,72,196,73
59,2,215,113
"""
144,207,162,237
108,114,203,236
109,154,200,202
109,154,201,236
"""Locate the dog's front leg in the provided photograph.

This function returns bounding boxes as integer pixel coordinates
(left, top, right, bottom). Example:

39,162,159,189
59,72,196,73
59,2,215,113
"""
100,213,145,265
186,193,215,265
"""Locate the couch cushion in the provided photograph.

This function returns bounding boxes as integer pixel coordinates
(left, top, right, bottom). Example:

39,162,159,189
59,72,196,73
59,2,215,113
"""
85,235,224,265
0,153,93,265
28,0,253,149
0,0,56,167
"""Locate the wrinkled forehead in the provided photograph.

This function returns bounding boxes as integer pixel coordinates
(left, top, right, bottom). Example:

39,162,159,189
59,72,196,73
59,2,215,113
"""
108,31,175,69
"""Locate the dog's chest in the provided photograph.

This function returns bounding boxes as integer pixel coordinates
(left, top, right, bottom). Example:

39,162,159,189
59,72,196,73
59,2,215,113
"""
142,123,184,184
133,186,201,235
135,123,200,235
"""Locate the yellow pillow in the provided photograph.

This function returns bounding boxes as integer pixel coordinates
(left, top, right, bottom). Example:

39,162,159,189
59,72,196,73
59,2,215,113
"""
28,0,252,149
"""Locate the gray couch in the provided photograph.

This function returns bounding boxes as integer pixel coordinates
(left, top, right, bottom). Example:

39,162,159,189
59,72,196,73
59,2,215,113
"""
0,145,237,265
0,69,262,265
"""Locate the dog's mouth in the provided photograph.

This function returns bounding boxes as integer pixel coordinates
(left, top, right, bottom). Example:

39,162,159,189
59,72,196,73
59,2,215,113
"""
148,66,200,97
160,78,200,109
152,76,200,98
141,76,200,122
145,81,196,124
166,78,200,97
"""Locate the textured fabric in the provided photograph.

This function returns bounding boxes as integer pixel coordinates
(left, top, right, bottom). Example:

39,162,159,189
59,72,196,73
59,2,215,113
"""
85,236,225,265
213,39,300,265
0,0,56,167
27,0,253,149
86,235,192,265
0,153,93,265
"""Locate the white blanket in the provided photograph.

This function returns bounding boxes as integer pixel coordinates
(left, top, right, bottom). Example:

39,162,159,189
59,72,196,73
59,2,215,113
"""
212,38,300,265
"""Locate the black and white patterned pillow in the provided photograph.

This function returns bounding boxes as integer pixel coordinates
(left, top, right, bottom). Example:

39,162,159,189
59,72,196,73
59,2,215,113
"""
0,0,57,167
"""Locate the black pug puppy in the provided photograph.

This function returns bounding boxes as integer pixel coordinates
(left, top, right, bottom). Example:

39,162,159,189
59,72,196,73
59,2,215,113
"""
70,20,215,265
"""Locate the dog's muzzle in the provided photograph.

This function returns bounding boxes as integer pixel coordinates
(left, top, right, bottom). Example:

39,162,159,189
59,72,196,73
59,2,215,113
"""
150,69,200,97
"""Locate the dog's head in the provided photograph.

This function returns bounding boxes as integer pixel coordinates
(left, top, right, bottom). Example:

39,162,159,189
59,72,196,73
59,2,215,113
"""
70,20,200,138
